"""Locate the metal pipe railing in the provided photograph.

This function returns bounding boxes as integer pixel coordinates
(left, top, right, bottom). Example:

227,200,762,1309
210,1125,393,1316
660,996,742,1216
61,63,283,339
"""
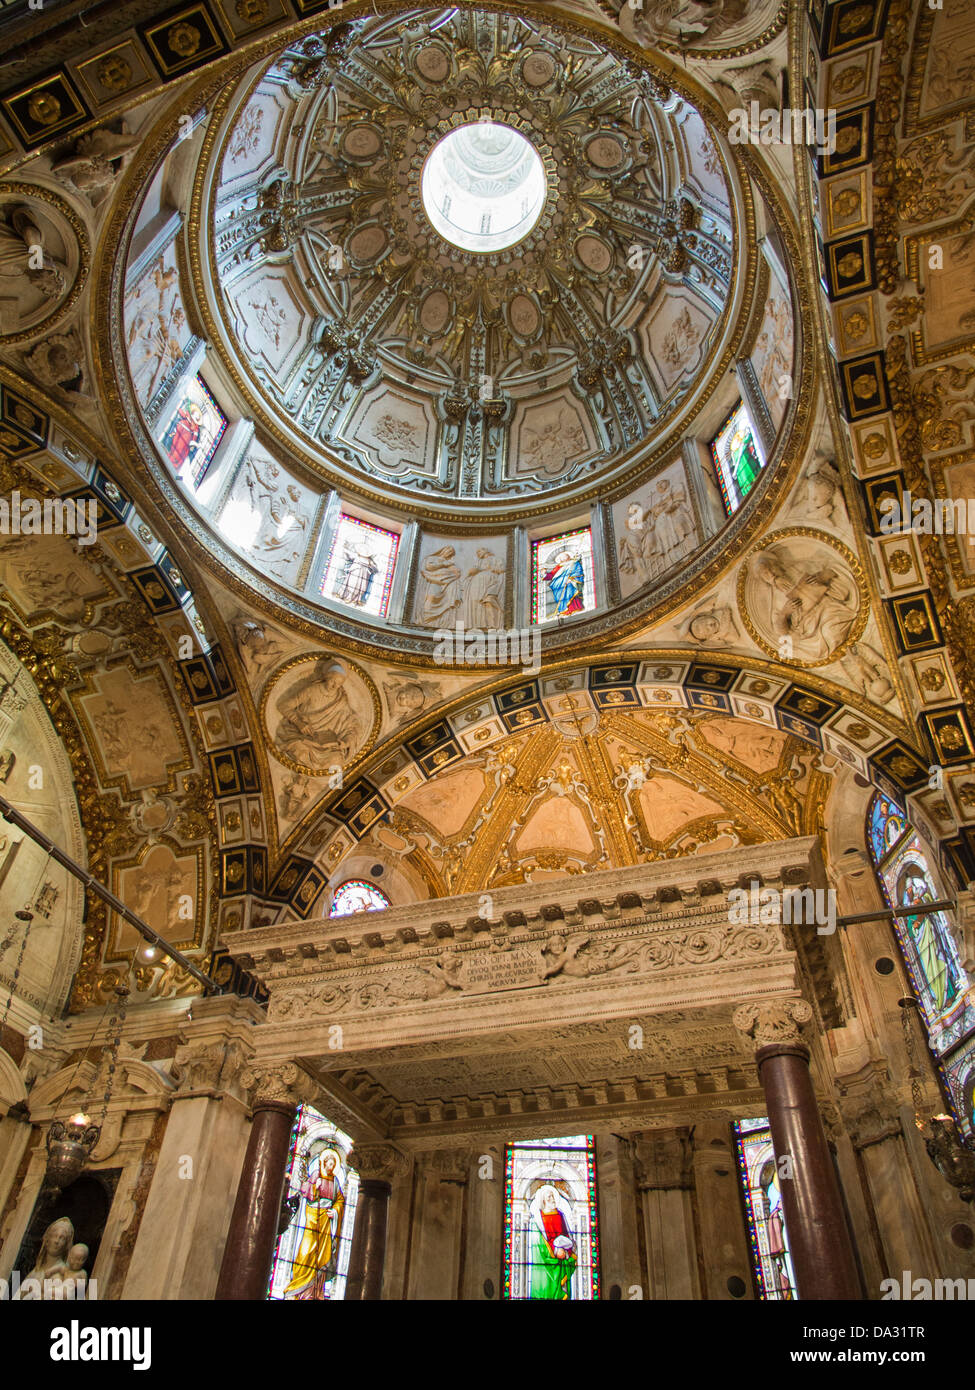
836,900,957,928
0,791,221,995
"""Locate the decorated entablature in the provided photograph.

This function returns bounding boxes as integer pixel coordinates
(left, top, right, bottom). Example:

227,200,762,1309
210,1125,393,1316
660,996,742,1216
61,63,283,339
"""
221,837,836,1142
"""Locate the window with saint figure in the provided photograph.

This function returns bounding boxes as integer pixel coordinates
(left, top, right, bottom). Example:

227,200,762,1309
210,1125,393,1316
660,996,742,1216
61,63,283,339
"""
329,879,390,917
268,1106,359,1300
866,792,968,1037
734,1117,798,1300
710,400,765,515
503,1135,599,1300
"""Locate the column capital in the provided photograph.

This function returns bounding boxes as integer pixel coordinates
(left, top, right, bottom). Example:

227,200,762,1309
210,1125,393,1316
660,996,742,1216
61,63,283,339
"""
632,1131,693,1191
173,1037,249,1100
733,997,813,1051
419,1145,473,1184
239,1061,311,1109
348,1142,410,1185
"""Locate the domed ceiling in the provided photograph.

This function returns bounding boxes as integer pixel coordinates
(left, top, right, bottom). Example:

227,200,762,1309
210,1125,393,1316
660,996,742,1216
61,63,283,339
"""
108,5,800,658
203,9,736,507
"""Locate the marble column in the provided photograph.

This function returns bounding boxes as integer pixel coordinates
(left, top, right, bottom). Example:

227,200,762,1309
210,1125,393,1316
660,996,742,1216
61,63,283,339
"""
404,1147,471,1300
346,1144,407,1300
735,999,861,1300
124,1009,257,1299
215,1063,302,1301
691,1121,754,1299
634,1130,701,1300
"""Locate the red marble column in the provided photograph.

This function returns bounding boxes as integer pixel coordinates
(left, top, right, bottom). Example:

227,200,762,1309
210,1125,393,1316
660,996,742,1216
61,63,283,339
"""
735,1000,862,1301
216,1092,296,1301
345,1178,391,1300
345,1144,405,1300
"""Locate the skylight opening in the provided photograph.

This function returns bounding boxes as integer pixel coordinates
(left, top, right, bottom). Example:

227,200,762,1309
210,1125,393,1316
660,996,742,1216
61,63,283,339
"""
420,121,547,253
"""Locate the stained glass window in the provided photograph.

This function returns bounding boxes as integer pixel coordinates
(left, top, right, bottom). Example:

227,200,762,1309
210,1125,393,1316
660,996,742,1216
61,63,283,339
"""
329,879,390,917
942,1036,975,1141
159,374,227,487
734,1117,798,1300
268,1106,359,1300
503,1135,600,1300
866,792,971,1048
710,400,765,516
531,527,596,625
868,792,908,863
321,514,400,618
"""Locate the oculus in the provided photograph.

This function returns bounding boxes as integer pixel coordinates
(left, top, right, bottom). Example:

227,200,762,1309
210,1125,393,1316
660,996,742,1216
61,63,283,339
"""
420,121,547,253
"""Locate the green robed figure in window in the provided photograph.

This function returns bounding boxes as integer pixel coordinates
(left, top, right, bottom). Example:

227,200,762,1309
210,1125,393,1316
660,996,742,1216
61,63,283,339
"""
529,1184,578,1299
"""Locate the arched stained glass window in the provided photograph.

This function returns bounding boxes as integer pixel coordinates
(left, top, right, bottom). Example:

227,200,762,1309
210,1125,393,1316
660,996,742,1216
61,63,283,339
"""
503,1135,600,1300
734,1117,797,1300
329,879,390,917
268,1105,359,1300
865,792,968,1040
868,792,907,864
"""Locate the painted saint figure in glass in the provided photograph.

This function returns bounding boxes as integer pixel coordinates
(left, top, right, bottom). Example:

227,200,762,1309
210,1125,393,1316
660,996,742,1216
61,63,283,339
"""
544,547,585,618
268,1107,360,1301
159,375,227,487
897,862,962,1016
329,879,390,917
528,1184,577,1299
531,527,596,625
284,1146,346,1299
502,1135,599,1300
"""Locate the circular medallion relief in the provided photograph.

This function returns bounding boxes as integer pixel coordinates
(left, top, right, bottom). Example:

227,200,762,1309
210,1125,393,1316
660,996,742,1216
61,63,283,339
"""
261,653,380,776
341,124,382,160
737,531,868,668
586,134,625,169
419,289,452,336
509,293,540,339
347,225,388,264
420,121,547,253
521,51,557,87
575,234,613,274
415,44,451,82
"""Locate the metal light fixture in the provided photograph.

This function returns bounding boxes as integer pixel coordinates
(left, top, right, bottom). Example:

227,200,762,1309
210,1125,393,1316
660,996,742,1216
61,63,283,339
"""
923,1114,975,1205
42,983,129,1196
43,1114,102,1197
899,995,975,1203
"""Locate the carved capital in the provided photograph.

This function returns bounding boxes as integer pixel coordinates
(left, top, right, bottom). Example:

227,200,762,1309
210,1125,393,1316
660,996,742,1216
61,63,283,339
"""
173,1039,246,1098
421,1146,473,1184
837,1083,904,1150
733,997,813,1050
632,1131,693,1191
239,1061,310,1108
347,1142,409,1184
